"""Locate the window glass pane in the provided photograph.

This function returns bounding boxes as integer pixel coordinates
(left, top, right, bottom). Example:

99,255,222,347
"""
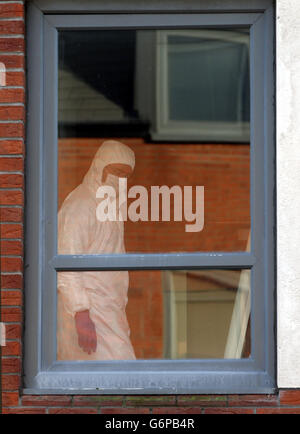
57,269,251,360
167,31,250,125
58,29,250,253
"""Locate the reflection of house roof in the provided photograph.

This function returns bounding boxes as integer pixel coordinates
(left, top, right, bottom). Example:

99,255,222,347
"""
58,68,125,124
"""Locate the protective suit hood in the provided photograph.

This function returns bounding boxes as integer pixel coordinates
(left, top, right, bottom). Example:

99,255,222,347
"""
83,140,135,195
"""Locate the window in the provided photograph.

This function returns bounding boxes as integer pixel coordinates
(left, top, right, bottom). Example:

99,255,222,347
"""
25,0,275,394
137,29,250,142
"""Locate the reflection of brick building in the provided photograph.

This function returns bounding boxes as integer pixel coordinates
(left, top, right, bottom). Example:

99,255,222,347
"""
58,138,250,358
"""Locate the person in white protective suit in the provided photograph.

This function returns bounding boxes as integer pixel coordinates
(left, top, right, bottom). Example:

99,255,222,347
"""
57,140,136,360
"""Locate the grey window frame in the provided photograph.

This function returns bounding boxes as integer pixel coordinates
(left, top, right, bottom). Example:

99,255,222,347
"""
24,0,275,394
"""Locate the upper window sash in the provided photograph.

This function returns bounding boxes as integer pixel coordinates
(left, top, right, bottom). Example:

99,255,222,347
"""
44,12,260,272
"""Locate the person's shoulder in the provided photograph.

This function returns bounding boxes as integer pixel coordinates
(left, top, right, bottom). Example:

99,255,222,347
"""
59,184,95,216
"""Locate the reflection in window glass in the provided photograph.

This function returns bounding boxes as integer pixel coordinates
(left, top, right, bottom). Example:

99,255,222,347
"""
57,29,252,363
58,29,250,254
57,269,251,361
167,32,249,124
159,30,250,141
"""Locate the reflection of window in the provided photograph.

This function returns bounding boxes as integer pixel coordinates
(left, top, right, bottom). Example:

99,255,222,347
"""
163,269,251,359
26,1,275,395
153,30,250,143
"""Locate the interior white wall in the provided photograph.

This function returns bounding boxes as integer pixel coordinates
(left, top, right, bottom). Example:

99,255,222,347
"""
277,0,300,387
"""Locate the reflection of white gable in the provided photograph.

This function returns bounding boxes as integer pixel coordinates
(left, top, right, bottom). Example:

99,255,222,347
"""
58,69,125,124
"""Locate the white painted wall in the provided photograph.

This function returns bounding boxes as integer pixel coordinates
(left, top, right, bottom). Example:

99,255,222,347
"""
277,0,300,387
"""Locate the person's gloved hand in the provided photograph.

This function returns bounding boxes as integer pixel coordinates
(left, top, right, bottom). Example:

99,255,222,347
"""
75,310,97,354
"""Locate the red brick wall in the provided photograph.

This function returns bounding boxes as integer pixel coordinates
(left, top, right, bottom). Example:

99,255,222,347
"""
3,392,300,414
1,0,300,415
0,0,25,413
58,138,251,253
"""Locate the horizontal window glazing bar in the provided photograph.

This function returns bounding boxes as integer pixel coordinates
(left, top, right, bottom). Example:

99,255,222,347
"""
50,253,256,270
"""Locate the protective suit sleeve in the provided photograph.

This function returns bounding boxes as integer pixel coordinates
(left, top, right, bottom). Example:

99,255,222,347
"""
57,201,91,316
57,271,90,317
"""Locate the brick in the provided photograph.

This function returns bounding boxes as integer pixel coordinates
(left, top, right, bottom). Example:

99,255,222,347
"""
0,224,23,239
0,88,25,104
204,408,255,414
0,140,23,155
21,395,72,407
1,258,23,272
6,72,25,87
0,123,24,137
178,395,227,407
73,396,123,407
0,173,24,188
0,211,23,227
0,38,24,53
0,207,23,222
0,105,24,120
0,21,25,36
257,408,300,414
49,408,98,414
2,341,21,357
1,211,22,231
2,392,19,407
101,408,150,414
152,407,202,414
0,55,24,69
1,289,22,305
1,274,22,289
125,395,176,406
0,4,24,19
228,394,278,407
280,390,300,405
0,157,23,171
0,190,23,205
2,408,46,415
1,240,23,255
2,307,22,322
2,374,20,390
5,324,21,340
2,357,21,374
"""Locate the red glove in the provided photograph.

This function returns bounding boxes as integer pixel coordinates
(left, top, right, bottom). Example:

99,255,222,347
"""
75,310,97,354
